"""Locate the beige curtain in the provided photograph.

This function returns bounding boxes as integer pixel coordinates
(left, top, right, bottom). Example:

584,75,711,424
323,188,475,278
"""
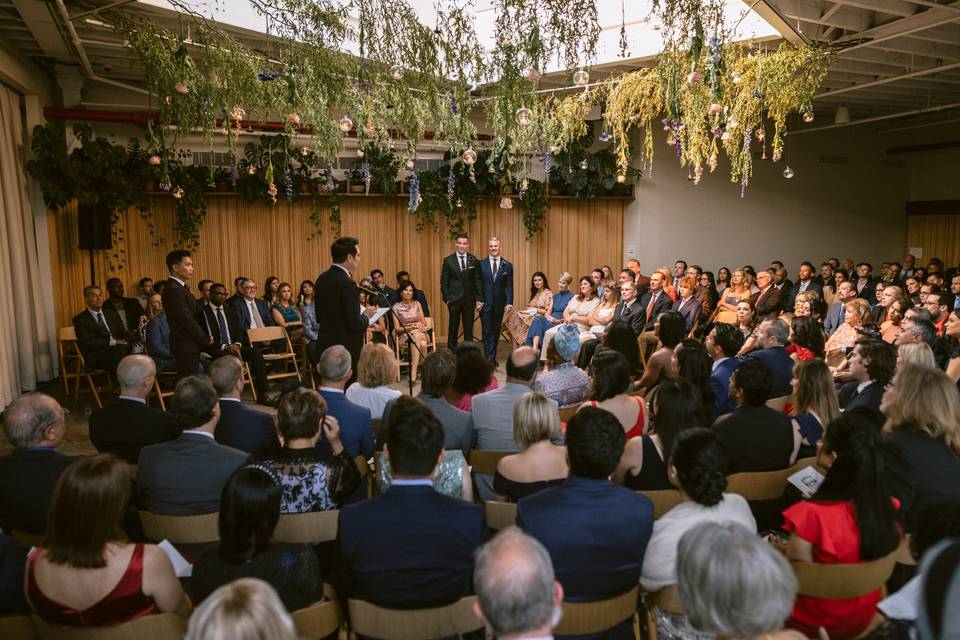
0,83,55,408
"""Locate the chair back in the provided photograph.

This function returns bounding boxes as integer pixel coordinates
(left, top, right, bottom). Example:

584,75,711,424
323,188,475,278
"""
469,450,513,476
765,395,789,412
553,586,640,636
291,585,345,639
138,511,220,544
558,405,579,424
645,585,683,614
58,326,77,342
273,510,340,544
11,530,44,549
792,541,904,599
247,326,287,343
484,501,518,530
0,615,37,640
347,596,483,640
31,613,186,640
637,490,685,519
726,466,795,502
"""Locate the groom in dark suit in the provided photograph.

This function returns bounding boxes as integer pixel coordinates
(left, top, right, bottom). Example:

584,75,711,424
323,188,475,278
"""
160,250,211,379
440,232,483,350
479,237,513,364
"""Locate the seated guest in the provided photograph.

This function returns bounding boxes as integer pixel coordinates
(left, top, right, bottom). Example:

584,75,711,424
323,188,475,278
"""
635,311,685,393
473,528,564,640
676,523,804,640
336,400,484,608
637,273,675,356
746,319,795,400
191,465,324,611
503,271,553,347
945,309,960,383
540,276,600,360
897,341,936,369
231,279,274,330
210,356,279,456
783,410,902,639
26,455,192,626
263,276,280,307
473,347,554,451
580,350,647,438
301,300,318,356
838,338,895,412
783,262,823,314
527,272,574,352
584,284,619,337
881,298,906,343
612,280,644,337
196,279,213,309
519,407,654,638
671,277,702,332
787,315,825,363
298,280,314,310
750,270,785,320
880,364,960,528
200,283,270,404
393,270,431,316
675,339,716,427
616,379,702,490
185,579,298,640
0,535,27,615
641,429,756,595
72,284,130,380
137,375,248,515
824,281,856,336
316,345,374,459
789,359,840,459
345,343,402,420
716,360,796,473
825,298,873,366
359,278,388,344
533,324,590,409
258,387,360,512
446,342,497,412
143,293,176,372
494,392,568,502
0,393,76,534
270,282,304,345
136,277,154,310
105,277,146,343
715,268,752,324
705,323,744,423
225,276,247,307
734,300,761,355
391,280,431,381
601,320,642,378
89,355,178,464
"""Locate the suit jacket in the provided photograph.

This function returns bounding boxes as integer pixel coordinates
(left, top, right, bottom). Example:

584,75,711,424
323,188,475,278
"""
0,448,77,534
215,399,280,456
336,484,484,608
440,253,482,305
671,297,702,332
471,383,556,451
107,297,145,334
839,380,885,413
746,346,794,399
72,306,125,362
145,314,174,361
231,297,275,333
613,298,645,336
709,357,742,423
137,432,248,515
381,394,473,453
318,389,374,459
313,267,367,362
161,278,209,359
519,476,654,607
478,256,513,311
854,277,877,304
201,304,246,351
637,290,673,331
750,286,785,319
783,281,824,313
871,304,888,325
824,301,846,336
89,398,179,464
881,430,960,530
716,405,794,473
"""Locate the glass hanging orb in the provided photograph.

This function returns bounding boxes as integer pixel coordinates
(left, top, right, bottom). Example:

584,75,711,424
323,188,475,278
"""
803,110,815,123
247,165,257,175
462,148,477,165
783,166,795,179
573,68,590,86
616,173,627,183
499,197,513,209
455,198,463,208
549,145,560,153
488,165,496,174
390,65,404,80
598,128,613,143
500,32,513,45
338,115,353,133
755,129,765,142
148,155,161,166
356,148,365,157
300,146,311,156
404,158,416,170
579,158,589,170
172,187,184,199
515,107,532,126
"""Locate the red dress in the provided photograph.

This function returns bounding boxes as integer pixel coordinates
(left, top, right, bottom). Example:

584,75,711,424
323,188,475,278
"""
782,500,897,639
588,396,645,439
27,544,159,627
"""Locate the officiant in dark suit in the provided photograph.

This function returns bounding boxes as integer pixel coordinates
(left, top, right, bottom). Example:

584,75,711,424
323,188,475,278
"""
440,232,483,350
161,250,212,379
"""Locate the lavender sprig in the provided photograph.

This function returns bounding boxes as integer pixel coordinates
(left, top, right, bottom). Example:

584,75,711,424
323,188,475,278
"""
408,171,420,213
325,163,335,192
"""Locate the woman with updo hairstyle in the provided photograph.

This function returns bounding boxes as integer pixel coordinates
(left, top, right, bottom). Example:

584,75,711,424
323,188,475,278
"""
446,342,497,412
184,578,299,640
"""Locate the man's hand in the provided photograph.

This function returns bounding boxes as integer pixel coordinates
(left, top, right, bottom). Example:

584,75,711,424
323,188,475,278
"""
476,301,484,311
364,305,378,317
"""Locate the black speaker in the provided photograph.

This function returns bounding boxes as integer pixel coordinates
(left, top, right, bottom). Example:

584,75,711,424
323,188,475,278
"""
78,203,112,250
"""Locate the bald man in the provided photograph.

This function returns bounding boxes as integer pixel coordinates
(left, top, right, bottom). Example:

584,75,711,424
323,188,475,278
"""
89,355,179,464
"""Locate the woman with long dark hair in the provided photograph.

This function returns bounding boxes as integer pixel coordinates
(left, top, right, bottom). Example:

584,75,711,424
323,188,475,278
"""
788,315,825,362
789,359,840,458
262,276,280,306
674,339,715,426
783,408,901,639
580,350,647,439
503,271,553,347
601,320,641,378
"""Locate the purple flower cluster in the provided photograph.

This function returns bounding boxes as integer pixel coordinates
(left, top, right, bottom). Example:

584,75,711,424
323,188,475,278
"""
408,171,420,213
284,167,294,201
325,164,335,192
447,171,455,203
230,161,238,187
543,150,553,182
362,162,371,194
450,95,459,115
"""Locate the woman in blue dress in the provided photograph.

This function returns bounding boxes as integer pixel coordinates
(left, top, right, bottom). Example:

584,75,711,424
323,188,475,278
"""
526,272,574,352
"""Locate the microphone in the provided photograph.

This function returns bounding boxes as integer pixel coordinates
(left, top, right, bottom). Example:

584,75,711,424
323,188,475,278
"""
358,284,382,297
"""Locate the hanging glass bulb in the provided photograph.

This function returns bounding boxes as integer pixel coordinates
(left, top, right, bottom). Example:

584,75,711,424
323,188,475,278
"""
404,158,416,170
515,107,532,126
499,197,513,209
803,110,815,123
455,198,463,208
390,65,404,80
616,173,627,183
755,129,765,142
356,148,365,157
462,148,477,165
573,68,590,86
598,125,613,143
579,158,589,170
247,165,257,175
338,115,353,133
783,166,795,179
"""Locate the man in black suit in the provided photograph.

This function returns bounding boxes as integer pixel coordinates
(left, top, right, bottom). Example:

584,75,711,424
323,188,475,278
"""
715,359,795,473
440,232,483,350
336,399,484,608
231,279,274,332
88,354,178,464
225,276,248,308
200,283,270,403
854,262,877,304
105,277,145,343
750,270,785,319
370,269,396,307
612,281,644,336
839,339,895,413
745,319,794,400
0,393,77,535
137,375,248,515
637,271,673,355
783,262,823,313
72,285,130,380
161,249,212,379
313,237,376,380
209,355,280,456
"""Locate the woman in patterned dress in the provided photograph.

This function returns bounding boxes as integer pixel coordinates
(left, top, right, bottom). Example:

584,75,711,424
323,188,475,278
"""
503,271,552,347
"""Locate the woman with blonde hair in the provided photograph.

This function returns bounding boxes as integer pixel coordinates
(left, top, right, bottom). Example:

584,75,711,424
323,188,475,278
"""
585,283,620,337
714,268,752,324
789,359,840,459
655,267,677,302
825,298,873,367
880,363,960,526
345,342,401,420
896,342,935,369
184,578,298,640
493,392,569,502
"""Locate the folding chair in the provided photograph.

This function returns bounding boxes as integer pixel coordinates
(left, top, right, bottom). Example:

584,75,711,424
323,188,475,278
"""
247,327,301,385
0,615,36,640
355,455,373,498
138,511,220,544
468,450,513,476
291,585,345,640
273,510,340,544
150,371,178,411
642,585,683,640
348,596,482,640
58,327,111,408
484,500,518,530
554,586,640,637
57,327,81,395
300,341,316,388
637,489,686,519
559,405,579,424
31,613,186,640
726,467,797,502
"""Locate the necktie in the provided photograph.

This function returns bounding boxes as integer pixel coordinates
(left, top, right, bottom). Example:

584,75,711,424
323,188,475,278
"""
459,254,466,271
216,308,230,345
249,302,262,328
838,305,846,325
646,292,657,318
96,312,111,337
493,258,499,278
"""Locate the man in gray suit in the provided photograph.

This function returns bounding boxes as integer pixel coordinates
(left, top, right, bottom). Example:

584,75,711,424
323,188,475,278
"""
824,281,856,336
137,375,248,515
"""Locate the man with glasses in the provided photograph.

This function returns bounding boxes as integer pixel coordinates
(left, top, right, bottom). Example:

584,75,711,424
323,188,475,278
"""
612,281,644,336
750,270,785,320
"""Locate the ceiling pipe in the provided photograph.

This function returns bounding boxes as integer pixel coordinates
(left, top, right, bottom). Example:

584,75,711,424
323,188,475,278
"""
790,101,960,134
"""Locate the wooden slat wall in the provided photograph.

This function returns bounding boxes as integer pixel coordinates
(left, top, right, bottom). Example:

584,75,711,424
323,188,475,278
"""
48,196,625,339
905,212,960,268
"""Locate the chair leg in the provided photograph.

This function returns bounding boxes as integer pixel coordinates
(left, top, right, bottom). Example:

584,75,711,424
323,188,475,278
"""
153,378,166,411
87,374,103,408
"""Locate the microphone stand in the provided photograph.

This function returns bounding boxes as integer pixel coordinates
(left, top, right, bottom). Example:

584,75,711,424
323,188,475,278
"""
372,288,425,396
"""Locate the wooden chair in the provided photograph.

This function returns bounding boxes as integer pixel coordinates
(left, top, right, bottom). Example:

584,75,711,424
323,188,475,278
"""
637,490,685,519
347,596,483,640
58,327,110,408
0,615,37,640
273,510,339,544
559,405,579,424
726,466,796,502
291,585,345,639
31,613,186,640
765,395,789,412
791,540,904,600
393,317,437,381
642,585,683,640
300,341,316,388
247,326,301,384
150,371,178,411
355,455,373,498
10,530,44,549
484,500,518,530
56,326,81,395
554,585,640,637
469,450,514,476
138,511,219,544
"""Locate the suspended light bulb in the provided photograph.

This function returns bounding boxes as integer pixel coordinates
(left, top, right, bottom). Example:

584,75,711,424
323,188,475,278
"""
390,65,404,80
499,197,513,209
616,173,627,183
803,110,815,123
755,129,765,142
783,166,795,179
515,107,532,126
338,115,353,132
404,158,416,170
573,68,590,86
455,198,463,208
598,125,613,143
247,165,257,175
356,148,365,157
549,144,560,153
462,148,477,165
579,158,589,170
148,155,161,166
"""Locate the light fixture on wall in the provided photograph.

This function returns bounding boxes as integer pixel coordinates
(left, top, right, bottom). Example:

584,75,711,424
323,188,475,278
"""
834,105,850,125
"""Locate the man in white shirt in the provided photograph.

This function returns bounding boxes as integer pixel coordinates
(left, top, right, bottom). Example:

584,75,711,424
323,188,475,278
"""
231,279,273,330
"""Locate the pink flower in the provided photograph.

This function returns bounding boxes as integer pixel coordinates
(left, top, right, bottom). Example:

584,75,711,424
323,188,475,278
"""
287,113,300,125
709,103,723,115
175,82,188,94
267,183,278,197
686,72,703,84
148,155,161,166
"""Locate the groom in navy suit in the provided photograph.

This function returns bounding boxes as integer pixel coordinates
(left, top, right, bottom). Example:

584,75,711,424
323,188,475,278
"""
479,236,514,364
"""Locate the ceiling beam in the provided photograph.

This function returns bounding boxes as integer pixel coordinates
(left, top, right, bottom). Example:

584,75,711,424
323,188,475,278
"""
831,0,960,53
817,59,960,96
830,0,918,18
867,35,960,59
778,0,875,31
10,0,70,58
821,2,847,38
740,0,809,45
791,100,960,133
899,0,960,14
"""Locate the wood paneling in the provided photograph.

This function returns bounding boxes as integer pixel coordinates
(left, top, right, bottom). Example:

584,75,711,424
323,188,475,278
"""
48,195,625,339
905,209,960,269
